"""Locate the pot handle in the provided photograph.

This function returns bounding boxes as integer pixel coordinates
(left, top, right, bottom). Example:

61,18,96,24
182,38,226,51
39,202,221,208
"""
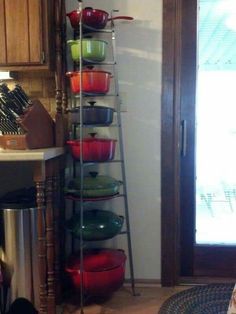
89,171,98,178
66,11,76,17
107,16,134,21
65,268,80,274
66,10,81,16
67,40,76,45
84,7,93,10
66,72,73,78
117,249,125,253
119,215,125,223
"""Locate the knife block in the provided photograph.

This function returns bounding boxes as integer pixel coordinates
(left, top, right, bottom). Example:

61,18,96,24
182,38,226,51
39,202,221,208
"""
0,99,55,150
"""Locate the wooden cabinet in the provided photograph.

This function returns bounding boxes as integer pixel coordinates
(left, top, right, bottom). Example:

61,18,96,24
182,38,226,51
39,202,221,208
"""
0,0,55,71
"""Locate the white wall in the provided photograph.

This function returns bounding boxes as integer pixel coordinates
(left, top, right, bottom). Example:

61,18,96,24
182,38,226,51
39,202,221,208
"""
66,0,162,280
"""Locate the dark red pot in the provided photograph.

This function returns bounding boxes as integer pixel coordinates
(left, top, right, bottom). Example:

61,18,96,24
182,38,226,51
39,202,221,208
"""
67,136,117,161
67,7,133,29
66,249,126,296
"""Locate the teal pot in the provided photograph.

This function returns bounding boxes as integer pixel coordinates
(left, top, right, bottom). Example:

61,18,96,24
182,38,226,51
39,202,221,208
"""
66,209,124,241
65,171,122,198
67,39,108,62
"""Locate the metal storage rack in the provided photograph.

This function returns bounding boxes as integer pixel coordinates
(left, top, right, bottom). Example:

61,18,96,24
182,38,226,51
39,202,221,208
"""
65,2,137,313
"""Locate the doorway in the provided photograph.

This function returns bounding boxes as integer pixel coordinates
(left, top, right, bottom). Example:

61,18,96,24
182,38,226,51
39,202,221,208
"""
161,0,236,285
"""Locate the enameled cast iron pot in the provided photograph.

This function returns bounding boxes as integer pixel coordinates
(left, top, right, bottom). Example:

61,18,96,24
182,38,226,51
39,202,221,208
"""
69,101,114,125
67,7,133,29
66,249,126,296
67,39,108,62
66,209,124,241
67,135,117,161
65,172,122,198
66,69,112,94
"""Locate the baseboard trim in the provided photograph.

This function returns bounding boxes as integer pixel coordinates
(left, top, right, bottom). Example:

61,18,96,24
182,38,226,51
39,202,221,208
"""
124,277,232,288
179,276,236,285
124,279,161,287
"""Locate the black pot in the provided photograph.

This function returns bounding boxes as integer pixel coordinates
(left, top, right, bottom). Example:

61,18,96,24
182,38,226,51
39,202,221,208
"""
69,101,114,125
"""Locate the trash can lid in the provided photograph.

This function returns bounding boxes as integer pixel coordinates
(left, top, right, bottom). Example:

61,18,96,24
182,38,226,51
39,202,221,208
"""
0,187,36,209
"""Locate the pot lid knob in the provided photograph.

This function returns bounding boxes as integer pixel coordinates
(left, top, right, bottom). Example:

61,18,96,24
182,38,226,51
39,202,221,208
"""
88,101,96,106
89,171,98,178
86,65,94,70
89,132,97,138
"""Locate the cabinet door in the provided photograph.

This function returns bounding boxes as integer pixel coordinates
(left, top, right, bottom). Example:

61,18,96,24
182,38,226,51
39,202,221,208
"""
0,0,54,70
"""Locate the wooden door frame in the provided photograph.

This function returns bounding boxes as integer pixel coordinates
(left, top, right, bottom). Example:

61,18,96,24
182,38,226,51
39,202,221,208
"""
161,0,236,286
161,0,184,286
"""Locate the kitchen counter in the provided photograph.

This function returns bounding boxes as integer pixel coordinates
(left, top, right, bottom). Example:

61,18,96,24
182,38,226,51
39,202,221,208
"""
0,146,65,314
0,146,64,161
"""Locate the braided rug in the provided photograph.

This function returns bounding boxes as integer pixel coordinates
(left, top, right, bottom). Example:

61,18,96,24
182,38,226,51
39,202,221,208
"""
158,283,234,314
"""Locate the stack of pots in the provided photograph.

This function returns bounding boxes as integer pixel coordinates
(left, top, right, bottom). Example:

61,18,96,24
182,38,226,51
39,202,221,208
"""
65,6,133,298
66,7,133,94
66,28,111,95
66,8,118,162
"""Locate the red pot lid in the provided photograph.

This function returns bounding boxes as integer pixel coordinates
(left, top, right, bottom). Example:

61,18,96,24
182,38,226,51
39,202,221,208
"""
67,138,117,145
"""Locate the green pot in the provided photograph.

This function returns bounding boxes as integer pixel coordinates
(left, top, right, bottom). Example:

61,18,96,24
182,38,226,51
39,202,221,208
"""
66,172,122,198
66,209,124,241
67,39,108,62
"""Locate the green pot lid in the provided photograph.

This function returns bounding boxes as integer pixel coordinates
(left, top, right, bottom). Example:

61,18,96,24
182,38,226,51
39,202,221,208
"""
68,172,121,190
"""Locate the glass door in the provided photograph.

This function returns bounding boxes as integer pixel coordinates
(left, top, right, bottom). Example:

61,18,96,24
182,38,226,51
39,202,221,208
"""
196,0,236,245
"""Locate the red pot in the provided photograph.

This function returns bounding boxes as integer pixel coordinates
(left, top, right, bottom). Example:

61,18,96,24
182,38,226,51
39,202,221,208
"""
67,136,117,161
66,70,112,94
66,249,126,296
67,7,133,29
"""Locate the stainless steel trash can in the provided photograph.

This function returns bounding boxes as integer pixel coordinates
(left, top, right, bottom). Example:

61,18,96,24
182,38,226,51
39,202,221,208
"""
0,188,39,309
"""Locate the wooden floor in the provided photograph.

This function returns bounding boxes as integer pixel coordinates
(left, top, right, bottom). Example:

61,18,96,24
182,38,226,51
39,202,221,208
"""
59,285,190,314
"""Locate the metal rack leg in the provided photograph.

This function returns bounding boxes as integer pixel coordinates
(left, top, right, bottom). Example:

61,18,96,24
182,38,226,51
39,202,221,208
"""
117,115,139,297
110,20,139,297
